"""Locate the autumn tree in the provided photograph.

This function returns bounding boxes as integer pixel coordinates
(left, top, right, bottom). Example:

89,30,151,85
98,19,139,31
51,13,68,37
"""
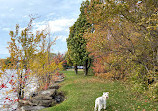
28,30,57,88
0,18,64,110
67,0,92,75
84,0,158,94
6,18,58,99
8,18,41,99
53,53,66,70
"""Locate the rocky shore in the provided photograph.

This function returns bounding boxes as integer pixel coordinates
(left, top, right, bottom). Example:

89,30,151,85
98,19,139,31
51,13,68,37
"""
17,73,65,111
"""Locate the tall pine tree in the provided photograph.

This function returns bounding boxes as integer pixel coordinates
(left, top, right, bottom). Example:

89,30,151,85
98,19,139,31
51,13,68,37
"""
67,1,92,75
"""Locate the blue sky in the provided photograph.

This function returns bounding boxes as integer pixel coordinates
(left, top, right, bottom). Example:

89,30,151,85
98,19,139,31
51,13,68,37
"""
0,0,85,59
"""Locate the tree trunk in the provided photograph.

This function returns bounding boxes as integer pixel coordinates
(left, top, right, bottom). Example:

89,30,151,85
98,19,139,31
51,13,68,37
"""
84,59,88,76
18,74,24,99
74,65,78,74
156,48,158,64
17,62,24,99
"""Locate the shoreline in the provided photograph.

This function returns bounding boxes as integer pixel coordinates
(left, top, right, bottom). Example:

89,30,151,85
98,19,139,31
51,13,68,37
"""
16,72,65,111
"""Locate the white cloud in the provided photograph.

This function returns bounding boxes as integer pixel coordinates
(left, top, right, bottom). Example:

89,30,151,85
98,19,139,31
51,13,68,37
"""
0,0,85,56
2,28,11,32
33,18,75,33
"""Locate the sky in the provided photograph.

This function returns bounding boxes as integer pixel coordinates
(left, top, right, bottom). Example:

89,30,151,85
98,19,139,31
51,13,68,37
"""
0,0,85,59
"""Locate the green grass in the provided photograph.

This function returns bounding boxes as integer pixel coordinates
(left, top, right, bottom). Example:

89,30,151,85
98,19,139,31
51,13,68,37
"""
41,71,158,111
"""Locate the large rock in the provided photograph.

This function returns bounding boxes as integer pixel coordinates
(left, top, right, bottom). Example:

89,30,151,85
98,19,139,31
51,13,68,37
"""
30,99,56,107
29,89,57,107
18,74,65,110
21,105,46,111
48,83,60,89
29,92,38,98
55,95,64,103
18,99,35,106
32,95,52,100
55,92,65,103
54,79,64,83
39,99,56,107
39,89,56,97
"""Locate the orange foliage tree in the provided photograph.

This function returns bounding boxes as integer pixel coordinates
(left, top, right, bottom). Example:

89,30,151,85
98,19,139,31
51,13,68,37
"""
84,0,158,82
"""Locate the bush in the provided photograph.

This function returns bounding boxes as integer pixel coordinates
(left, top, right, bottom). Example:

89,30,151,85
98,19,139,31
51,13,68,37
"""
95,72,114,79
148,82,158,101
131,82,147,94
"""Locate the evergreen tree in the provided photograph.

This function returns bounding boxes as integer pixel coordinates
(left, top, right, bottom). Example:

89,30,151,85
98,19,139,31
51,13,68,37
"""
67,1,92,75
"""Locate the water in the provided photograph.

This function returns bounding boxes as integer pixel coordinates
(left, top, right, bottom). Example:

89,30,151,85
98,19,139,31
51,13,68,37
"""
0,69,38,111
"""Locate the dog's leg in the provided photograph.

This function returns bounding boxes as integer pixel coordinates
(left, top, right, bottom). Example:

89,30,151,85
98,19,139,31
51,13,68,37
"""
94,103,97,111
98,105,102,111
104,103,106,109
103,100,106,109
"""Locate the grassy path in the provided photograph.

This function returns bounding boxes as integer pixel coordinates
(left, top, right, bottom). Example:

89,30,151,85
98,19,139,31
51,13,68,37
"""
41,71,158,111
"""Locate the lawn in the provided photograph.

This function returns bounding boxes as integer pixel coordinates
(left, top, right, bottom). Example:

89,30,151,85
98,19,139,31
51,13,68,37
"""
41,71,158,111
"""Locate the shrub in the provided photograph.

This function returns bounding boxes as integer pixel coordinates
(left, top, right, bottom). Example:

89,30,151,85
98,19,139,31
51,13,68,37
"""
148,82,158,101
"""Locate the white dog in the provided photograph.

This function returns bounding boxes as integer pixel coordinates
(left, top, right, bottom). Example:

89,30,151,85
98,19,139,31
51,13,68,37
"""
94,92,109,111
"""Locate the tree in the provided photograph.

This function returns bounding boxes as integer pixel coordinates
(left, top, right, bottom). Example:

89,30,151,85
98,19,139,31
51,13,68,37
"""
84,0,158,84
0,18,63,110
1,13,78,109
67,0,92,75
8,18,41,99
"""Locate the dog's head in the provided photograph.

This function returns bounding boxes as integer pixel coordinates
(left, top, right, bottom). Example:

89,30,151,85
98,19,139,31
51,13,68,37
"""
103,92,109,99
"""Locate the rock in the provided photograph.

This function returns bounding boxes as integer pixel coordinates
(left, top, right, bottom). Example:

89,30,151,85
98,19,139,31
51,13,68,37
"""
32,95,53,100
58,75,65,79
31,99,56,107
30,90,57,107
29,92,38,98
48,83,60,89
17,73,66,110
39,89,56,97
21,105,46,111
39,99,56,107
55,92,65,103
19,99,34,106
55,79,64,83
55,95,64,103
